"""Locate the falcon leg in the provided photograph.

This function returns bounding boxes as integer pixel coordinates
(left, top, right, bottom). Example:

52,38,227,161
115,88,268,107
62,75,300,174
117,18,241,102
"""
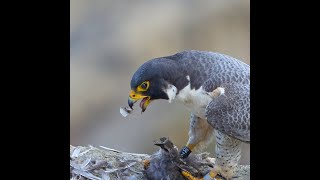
180,113,214,158
182,131,242,180
214,131,242,180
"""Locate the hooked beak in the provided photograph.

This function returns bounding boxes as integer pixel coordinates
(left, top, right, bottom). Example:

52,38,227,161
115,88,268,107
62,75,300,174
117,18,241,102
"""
154,137,171,152
128,90,151,112
153,137,168,148
154,143,167,151
154,141,167,151
128,98,135,109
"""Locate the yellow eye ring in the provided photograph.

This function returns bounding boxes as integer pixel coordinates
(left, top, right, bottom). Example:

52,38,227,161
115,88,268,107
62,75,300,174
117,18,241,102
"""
137,81,149,91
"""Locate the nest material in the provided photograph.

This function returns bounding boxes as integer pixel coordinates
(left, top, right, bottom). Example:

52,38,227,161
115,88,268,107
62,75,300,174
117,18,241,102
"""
70,144,250,180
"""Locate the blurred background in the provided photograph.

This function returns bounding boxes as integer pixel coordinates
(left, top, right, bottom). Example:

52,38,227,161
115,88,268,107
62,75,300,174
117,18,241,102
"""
71,0,250,164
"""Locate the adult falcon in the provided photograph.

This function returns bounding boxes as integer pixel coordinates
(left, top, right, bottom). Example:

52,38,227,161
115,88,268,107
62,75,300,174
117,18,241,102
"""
127,50,250,180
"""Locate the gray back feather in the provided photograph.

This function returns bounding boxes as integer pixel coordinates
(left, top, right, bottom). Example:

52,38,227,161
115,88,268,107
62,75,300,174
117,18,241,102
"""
205,83,250,142
164,50,250,142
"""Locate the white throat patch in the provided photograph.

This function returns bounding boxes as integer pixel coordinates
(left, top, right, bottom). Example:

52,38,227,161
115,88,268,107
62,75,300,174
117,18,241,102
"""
186,75,190,81
164,84,178,103
174,76,212,119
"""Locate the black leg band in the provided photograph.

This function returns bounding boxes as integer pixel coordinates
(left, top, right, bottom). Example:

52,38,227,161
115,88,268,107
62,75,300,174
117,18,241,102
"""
180,146,192,158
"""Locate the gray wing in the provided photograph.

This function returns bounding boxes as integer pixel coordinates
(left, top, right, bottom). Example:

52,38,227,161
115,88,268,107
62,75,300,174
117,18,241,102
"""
205,83,250,143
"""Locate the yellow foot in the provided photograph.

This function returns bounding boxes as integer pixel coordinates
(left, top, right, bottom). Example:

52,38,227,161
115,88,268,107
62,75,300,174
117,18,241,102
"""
182,170,202,180
182,170,222,180
142,159,150,169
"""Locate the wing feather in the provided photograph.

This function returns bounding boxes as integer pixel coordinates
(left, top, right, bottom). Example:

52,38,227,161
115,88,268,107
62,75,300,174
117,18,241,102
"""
205,83,250,142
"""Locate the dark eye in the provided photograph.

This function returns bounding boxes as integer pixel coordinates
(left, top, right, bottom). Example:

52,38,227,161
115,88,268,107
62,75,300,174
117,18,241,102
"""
138,81,149,91
141,82,147,89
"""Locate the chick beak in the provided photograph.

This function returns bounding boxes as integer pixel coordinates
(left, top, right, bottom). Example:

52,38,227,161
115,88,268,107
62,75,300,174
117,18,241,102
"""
154,142,167,151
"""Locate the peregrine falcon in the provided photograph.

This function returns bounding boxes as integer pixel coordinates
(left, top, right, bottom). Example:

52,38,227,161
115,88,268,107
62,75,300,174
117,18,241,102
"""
127,50,250,180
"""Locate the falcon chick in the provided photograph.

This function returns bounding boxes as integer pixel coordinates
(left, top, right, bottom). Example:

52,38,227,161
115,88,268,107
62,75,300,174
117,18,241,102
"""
128,50,250,180
145,137,213,180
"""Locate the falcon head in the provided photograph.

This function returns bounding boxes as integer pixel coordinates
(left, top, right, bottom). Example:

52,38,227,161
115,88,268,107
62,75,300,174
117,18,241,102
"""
128,58,188,112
